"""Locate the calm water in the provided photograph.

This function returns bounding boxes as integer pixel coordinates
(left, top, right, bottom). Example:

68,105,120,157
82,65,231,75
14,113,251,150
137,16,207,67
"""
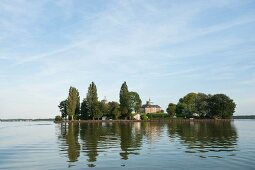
0,120,254,170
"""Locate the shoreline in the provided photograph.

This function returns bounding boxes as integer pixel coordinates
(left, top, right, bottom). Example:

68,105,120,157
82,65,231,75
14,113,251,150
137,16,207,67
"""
55,119,233,123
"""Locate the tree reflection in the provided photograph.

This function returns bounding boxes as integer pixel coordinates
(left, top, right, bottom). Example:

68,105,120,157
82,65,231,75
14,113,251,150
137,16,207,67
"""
57,122,80,166
55,121,237,167
167,121,238,156
66,123,80,162
119,122,143,160
79,123,102,167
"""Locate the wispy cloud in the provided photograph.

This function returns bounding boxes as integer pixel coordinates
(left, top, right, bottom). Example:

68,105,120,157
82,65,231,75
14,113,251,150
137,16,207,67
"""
0,0,255,118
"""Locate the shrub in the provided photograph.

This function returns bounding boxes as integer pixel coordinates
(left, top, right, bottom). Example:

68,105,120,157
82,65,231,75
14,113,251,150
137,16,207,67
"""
147,113,169,119
141,114,148,120
54,115,63,122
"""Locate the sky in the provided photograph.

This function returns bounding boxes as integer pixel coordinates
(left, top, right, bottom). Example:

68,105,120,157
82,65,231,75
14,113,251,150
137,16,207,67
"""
0,0,255,119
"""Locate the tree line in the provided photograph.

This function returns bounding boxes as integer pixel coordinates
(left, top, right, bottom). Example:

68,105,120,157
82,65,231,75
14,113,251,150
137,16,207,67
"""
57,81,142,121
57,81,236,121
166,92,236,119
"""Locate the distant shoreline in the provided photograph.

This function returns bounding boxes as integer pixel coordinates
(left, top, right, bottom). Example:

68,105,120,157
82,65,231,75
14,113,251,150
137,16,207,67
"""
0,119,54,122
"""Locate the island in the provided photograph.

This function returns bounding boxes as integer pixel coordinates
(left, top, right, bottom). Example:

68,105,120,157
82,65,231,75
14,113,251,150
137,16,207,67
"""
55,81,236,122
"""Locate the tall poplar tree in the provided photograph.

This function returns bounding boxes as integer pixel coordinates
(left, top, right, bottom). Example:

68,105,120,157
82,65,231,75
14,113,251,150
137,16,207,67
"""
75,96,80,119
86,82,99,120
66,86,80,121
119,81,131,119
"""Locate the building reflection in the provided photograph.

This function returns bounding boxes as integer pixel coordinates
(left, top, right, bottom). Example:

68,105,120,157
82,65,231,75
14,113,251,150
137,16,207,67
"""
142,122,165,144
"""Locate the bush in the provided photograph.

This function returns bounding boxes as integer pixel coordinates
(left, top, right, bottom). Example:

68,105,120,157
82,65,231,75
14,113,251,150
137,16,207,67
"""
141,114,148,120
55,115,63,122
147,113,169,119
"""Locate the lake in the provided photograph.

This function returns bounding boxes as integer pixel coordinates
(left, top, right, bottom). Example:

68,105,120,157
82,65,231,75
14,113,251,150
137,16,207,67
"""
0,120,254,170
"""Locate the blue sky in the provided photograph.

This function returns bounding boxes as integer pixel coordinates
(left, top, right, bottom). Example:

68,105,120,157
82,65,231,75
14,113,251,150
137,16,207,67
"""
0,0,255,118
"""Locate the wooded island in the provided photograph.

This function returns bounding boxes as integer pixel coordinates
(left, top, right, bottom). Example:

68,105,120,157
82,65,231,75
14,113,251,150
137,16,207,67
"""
55,81,236,121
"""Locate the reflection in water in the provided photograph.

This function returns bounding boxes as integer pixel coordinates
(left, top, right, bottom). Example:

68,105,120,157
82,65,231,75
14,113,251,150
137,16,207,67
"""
57,122,80,167
56,121,237,167
80,123,115,166
142,122,166,144
66,123,80,162
167,121,238,157
119,122,142,160
57,122,144,167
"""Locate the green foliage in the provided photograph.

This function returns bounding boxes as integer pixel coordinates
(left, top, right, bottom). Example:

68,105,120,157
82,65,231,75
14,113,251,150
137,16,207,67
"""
147,113,169,119
208,94,236,119
176,93,197,118
75,96,80,119
58,100,67,119
176,92,236,119
80,99,89,120
166,103,176,117
140,114,148,120
107,101,120,119
176,93,210,118
58,81,163,121
86,82,99,120
66,87,80,120
95,101,106,119
98,100,108,116
119,82,132,119
195,93,210,117
129,91,142,113
54,115,63,122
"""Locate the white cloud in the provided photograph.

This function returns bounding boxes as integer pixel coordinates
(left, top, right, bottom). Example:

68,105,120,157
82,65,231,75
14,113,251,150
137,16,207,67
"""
0,0,254,118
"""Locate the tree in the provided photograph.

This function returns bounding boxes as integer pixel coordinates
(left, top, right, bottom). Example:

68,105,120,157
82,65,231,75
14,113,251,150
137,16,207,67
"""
108,101,120,119
86,82,99,120
208,94,236,119
166,103,176,118
75,95,80,119
176,93,197,118
98,100,108,117
129,91,142,113
175,92,236,119
195,93,210,117
66,87,80,120
58,99,67,120
119,82,132,119
80,99,89,120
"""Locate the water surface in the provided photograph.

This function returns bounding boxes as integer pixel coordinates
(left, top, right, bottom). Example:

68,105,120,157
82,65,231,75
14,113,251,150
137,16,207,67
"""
0,120,254,169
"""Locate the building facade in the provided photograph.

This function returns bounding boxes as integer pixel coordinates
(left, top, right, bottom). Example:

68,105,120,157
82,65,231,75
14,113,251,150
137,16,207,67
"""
140,98,161,114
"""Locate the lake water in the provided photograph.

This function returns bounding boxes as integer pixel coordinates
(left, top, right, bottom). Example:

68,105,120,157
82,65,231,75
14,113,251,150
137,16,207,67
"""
0,120,254,170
